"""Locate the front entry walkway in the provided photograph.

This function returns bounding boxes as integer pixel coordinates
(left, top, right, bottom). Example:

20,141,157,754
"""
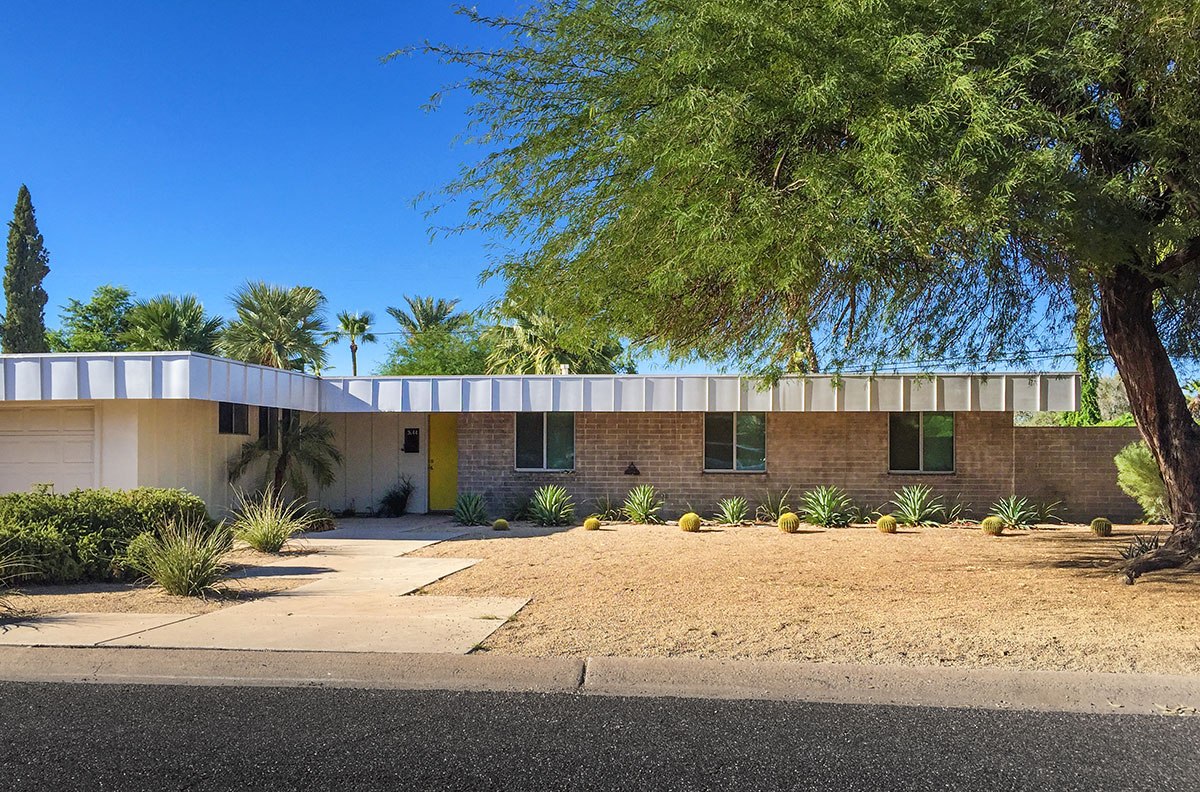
0,517,528,654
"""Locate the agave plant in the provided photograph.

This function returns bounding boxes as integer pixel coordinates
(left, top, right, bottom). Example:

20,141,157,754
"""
453,493,489,526
889,485,945,527
989,496,1039,530
713,496,749,525
1120,532,1161,560
755,489,792,523
847,502,884,525
799,486,852,528
528,485,575,526
622,485,664,524
586,493,622,522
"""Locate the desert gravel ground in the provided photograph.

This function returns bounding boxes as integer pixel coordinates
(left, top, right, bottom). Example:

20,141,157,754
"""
410,521,1198,673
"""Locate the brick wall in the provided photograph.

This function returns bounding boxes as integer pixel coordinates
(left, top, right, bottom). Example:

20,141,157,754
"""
456,411,1110,521
1013,426,1143,522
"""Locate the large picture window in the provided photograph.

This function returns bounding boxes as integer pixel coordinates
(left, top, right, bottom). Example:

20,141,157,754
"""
515,412,575,471
889,412,954,473
218,402,248,435
704,412,766,471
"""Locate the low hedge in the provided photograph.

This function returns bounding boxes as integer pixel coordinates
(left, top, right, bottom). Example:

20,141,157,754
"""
0,487,211,583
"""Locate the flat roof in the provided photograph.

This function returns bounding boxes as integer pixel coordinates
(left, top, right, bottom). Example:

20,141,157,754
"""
0,352,1081,413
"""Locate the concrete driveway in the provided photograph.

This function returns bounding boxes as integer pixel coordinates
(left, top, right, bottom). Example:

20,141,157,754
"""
0,517,528,654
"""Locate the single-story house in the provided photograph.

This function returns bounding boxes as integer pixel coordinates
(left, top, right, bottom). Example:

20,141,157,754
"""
0,352,1143,522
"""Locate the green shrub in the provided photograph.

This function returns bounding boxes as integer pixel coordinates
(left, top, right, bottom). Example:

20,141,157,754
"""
1115,441,1169,523
0,523,81,583
778,512,801,533
583,516,602,531
528,485,575,526
126,518,231,597
0,487,210,583
799,486,852,528
679,512,701,532
453,493,489,526
1090,517,1113,537
889,485,945,527
492,518,510,531
876,515,898,534
232,490,313,554
755,489,792,523
622,485,663,524
713,496,748,525
980,516,1005,536
379,475,415,517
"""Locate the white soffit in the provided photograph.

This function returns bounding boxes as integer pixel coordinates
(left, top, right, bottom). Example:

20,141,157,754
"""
0,353,1079,413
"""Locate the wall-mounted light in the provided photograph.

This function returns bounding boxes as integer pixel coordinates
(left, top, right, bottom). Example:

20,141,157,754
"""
624,462,640,475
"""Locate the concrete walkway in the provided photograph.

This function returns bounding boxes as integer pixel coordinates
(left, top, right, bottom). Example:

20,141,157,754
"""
0,517,528,654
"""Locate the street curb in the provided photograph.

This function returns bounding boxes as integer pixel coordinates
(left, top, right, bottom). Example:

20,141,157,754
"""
1,645,1197,716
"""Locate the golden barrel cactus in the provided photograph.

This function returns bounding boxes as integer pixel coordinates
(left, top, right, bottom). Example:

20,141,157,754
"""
981,516,1005,536
778,512,801,533
583,516,602,531
876,514,898,534
1090,517,1113,537
679,512,701,532
492,519,509,531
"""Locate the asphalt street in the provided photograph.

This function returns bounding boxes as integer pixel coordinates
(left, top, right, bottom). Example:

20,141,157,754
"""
2,681,1197,791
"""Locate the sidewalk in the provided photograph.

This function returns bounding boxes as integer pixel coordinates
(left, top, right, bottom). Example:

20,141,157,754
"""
2,645,1197,717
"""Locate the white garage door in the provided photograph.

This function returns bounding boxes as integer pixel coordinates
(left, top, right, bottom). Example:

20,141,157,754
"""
0,406,96,494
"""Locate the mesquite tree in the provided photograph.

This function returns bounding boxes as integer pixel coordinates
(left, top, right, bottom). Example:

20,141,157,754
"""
411,0,1200,579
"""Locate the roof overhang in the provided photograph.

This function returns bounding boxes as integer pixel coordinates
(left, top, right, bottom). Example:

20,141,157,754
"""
0,353,1080,413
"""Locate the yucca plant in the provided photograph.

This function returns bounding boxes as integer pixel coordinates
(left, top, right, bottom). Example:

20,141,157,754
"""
126,518,231,597
799,486,852,528
713,496,749,525
454,493,489,526
528,485,575,526
755,489,792,523
989,496,1039,530
889,485,945,527
232,489,314,553
622,485,664,524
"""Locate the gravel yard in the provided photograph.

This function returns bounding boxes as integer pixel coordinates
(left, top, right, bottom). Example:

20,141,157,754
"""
410,521,1198,673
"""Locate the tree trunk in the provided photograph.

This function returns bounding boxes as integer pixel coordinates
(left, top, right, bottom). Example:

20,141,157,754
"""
351,341,358,376
1097,265,1200,582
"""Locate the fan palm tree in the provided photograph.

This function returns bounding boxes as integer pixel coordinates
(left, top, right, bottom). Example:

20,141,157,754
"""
219,281,329,370
483,306,634,374
333,310,376,376
227,412,343,499
120,294,224,354
386,295,468,335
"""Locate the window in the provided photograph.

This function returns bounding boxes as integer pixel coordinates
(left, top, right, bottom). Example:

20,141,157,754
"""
258,406,279,450
889,412,954,472
218,402,248,435
704,412,766,471
515,412,575,471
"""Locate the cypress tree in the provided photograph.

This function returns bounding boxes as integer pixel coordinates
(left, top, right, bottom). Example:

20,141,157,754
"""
3,185,51,353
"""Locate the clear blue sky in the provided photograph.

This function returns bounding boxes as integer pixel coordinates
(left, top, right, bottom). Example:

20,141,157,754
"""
0,1,697,375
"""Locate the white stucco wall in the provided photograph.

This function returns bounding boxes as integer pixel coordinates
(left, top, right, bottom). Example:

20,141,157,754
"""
319,412,429,514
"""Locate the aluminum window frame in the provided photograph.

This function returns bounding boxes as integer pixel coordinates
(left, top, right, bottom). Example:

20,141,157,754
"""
703,411,767,473
887,411,955,474
513,411,576,472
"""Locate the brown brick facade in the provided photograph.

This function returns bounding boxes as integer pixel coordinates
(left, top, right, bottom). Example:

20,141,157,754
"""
457,411,1141,522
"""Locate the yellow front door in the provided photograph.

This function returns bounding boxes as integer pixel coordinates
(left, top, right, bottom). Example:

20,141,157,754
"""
427,413,458,511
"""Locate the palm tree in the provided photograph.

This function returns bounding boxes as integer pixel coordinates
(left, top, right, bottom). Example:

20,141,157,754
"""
386,295,468,335
333,310,376,376
120,294,224,354
227,412,343,499
219,281,329,370
483,306,634,374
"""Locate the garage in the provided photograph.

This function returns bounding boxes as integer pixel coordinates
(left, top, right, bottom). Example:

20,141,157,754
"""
0,405,96,494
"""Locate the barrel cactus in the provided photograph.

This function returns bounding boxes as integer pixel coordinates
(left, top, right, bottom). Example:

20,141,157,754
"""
1090,517,1113,537
583,516,602,531
679,512,701,533
778,512,801,533
492,519,509,531
876,514,898,534
981,516,1005,536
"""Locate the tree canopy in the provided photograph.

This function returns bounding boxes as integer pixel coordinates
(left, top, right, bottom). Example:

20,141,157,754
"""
121,294,224,354
46,284,133,352
219,281,329,370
